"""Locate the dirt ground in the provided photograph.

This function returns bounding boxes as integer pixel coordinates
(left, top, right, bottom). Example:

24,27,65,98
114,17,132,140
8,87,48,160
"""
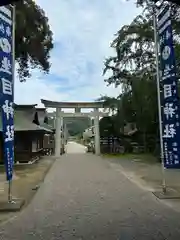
0,156,55,224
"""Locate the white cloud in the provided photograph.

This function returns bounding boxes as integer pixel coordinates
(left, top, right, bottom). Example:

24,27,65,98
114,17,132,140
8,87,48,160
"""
14,0,141,107
14,72,69,107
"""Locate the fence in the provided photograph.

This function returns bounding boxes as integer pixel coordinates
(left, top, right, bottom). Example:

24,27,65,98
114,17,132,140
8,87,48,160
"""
100,137,125,154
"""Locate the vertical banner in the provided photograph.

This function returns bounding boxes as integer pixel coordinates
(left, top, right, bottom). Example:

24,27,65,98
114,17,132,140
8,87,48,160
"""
157,6,180,168
0,6,14,180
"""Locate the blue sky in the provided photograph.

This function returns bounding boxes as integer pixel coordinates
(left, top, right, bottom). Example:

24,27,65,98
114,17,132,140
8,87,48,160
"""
15,0,141,106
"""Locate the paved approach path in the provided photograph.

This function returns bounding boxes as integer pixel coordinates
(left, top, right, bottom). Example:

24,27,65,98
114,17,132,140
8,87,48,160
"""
1,142,180,239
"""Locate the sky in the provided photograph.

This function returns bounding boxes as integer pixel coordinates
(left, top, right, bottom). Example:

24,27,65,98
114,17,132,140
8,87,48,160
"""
14,0,141,107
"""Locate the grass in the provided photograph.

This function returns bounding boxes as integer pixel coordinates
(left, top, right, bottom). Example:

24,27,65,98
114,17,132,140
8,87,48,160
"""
102,153,159,164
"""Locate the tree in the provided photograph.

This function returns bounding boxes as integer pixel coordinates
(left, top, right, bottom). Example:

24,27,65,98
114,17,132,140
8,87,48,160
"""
98,95,119,114
166,0,180,5
99,116,115,137
15,0,53,81
0,0,21,6
102,1,180,153
64,117,90,136
137,0,180,7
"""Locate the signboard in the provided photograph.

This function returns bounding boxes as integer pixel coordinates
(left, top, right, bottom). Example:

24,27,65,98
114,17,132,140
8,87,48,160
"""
0,6,14,180
157,6,180,168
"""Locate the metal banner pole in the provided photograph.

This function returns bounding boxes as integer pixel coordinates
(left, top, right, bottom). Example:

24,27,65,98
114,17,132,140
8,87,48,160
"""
8,4,15,203
8,179,12,202
153,6,167,194
12,4,15,99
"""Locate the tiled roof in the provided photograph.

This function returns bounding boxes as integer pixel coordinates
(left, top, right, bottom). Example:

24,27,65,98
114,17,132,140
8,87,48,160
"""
0,109,50,132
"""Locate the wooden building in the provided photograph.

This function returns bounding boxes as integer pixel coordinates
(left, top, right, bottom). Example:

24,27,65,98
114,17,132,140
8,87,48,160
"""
35,108,55,154
0,104,53,164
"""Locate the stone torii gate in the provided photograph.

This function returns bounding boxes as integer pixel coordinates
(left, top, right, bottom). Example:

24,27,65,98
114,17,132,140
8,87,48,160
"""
41,99,108,157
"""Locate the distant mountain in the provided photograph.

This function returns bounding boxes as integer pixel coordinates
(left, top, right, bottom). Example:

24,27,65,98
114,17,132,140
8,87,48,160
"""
47,115,91,136
64,117,91,136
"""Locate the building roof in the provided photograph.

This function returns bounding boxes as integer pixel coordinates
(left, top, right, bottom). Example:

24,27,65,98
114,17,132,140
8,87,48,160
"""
14,104,37,110
0,109,51,132
35,107,46,111
47,117,55,129
35,108,54,132
38,120,54,132
14,110,45,131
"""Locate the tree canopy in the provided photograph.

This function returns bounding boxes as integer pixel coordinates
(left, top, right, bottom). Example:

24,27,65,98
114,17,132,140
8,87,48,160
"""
64,117,91,136
15,0,53,81
101,1,180,153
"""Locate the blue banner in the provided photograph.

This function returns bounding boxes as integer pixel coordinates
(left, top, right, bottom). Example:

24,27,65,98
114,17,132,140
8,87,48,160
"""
158,6,180,168
0,6,14,180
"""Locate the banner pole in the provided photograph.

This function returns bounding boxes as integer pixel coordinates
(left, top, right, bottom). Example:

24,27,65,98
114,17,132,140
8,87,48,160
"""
12,4,15,99
152,5,167,194
8,4,16,203
8,180,12,202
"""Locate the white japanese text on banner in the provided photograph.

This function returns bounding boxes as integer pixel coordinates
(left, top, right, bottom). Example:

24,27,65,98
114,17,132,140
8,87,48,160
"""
0,6,14,180
158,6,180,168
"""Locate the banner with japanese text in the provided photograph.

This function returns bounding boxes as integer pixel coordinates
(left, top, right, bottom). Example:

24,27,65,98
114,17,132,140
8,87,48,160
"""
0,6,14,180
158,6,180,168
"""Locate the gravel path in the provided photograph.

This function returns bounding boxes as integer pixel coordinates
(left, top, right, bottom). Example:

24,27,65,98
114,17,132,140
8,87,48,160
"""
0,142,180,239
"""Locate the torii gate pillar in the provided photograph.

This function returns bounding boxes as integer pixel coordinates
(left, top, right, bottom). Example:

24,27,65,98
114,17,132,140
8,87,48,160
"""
55,107,62,157
94,108,100,155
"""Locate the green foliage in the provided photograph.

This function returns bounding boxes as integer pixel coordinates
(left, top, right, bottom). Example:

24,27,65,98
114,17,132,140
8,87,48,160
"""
64,117,90,136
99,116,115,137
102,2,180,153
15,0,53,81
